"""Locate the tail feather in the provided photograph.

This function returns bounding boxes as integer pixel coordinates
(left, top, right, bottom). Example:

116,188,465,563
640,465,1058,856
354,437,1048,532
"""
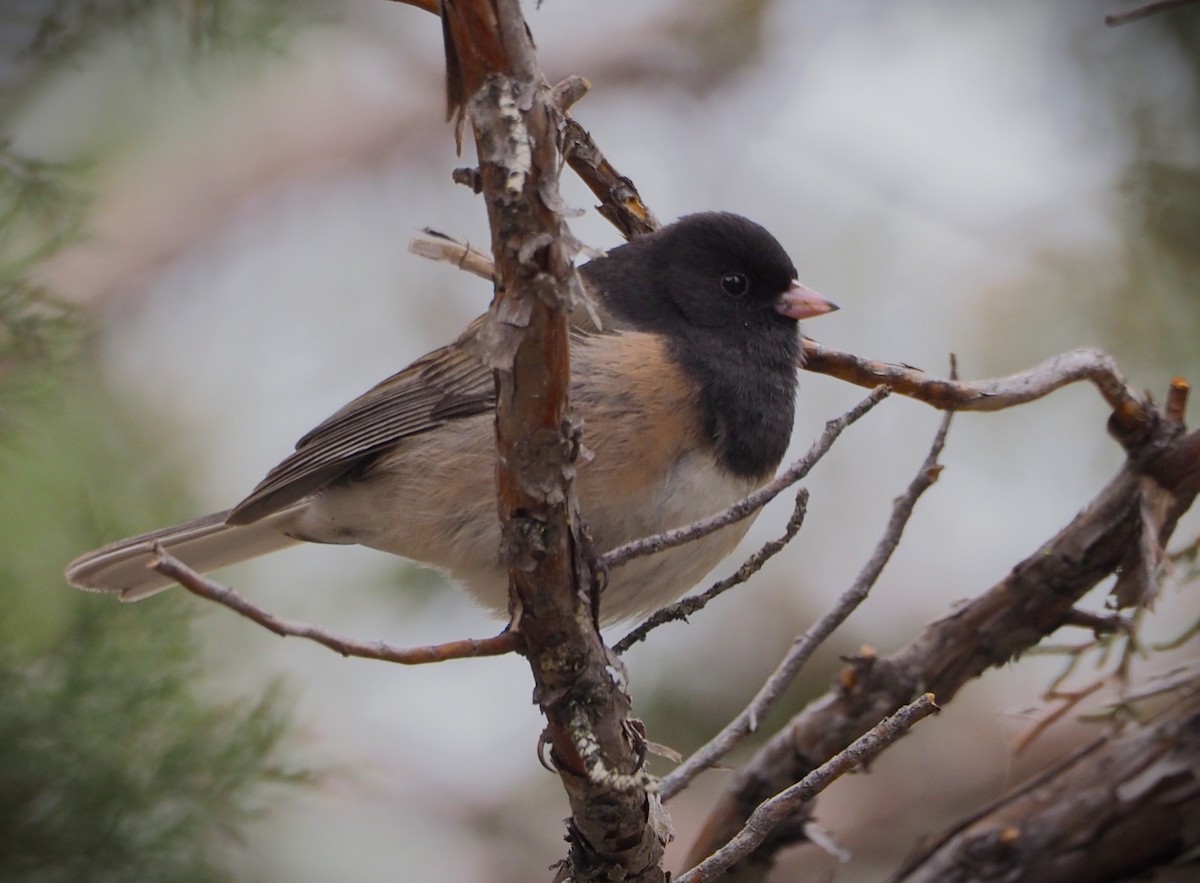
65,508,304,601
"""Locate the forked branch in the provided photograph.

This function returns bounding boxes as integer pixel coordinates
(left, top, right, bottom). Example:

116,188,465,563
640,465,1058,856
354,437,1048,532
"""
677,695,941,883
683,399,1200,876
662,403,954,802
801,339,1153,445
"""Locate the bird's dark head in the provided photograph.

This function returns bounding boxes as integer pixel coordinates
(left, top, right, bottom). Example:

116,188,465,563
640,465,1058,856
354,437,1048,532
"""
580,212,836,336
581,212,839,479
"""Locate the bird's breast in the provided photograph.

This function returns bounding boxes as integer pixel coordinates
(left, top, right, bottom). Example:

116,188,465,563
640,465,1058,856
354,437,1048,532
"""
297,331,776,623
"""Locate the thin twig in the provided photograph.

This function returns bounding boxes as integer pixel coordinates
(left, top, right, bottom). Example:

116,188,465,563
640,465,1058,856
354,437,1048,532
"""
683,415,1200,874
1059,608,1131,636
888,684,1200,883
560,116,660,240
660,404,954,801
602,387,890,572
408,228,495,280
1105,0,1200,26
549,74,591,112
675,694,940,883
614,489,810,653
150,545,520,664
1035,636,1108,697
800,340,1152,442
1166,376,1189,424
1013,680,1106,755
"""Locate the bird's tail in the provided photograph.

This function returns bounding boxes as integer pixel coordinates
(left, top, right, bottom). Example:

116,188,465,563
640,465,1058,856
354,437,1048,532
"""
65,508,304,601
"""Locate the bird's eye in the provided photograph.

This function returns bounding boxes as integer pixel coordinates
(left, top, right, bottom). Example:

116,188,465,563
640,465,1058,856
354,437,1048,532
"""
721,272,749,297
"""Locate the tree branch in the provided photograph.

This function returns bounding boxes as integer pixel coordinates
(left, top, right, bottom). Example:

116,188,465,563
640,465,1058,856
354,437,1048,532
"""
683,401,1200,877
441,2,667,879
601,387,890,572
613,489,810,654
560,115,660,240
800,340,1156,448
886,682,1200,882
677,695,941,883
150,545,519,663
663,404,953,803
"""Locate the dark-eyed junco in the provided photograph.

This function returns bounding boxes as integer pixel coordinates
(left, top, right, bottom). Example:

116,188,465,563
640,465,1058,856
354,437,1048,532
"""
66,213,837,623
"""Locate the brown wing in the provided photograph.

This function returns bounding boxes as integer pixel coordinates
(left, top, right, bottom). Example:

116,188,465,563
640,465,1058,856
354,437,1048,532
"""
227,322,494,525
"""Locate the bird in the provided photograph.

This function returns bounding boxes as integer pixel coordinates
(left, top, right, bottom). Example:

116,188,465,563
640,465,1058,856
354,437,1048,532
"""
65,212,838,624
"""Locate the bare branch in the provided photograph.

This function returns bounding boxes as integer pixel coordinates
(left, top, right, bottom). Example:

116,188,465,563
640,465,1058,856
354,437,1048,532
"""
549,74,591,112
613,489,809,654
1059,608,1132,636
676,695,941,883
150,545,519,663
389,0,658,241
408,228,495,280
887,683,1200,882
661,405,953,801
683,413,1200,875
561,115,660,240
602,387,891,572
442,1,669,878
800,340,1155,446
450,166,483,192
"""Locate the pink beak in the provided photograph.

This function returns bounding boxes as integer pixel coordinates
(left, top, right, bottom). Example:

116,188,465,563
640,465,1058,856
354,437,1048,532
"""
775,280,839,321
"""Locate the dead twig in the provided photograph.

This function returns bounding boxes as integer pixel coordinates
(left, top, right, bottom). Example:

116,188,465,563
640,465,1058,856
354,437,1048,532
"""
150,544,520,663
661,404,954,802
676,694,941,883
800,340,1153,446
408,228,495,280
614,489,810,653
682,407,1200,876
887,683,1200,882
602,387,891,572
1059,608,1131,636
549,74,591,112
1166,376,1189,424
560,115,660,240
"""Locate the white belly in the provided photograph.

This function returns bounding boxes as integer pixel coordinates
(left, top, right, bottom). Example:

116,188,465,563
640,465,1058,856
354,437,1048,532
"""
584,450,760,621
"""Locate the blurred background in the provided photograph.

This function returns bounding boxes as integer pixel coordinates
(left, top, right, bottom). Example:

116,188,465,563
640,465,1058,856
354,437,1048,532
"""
2,0,1198,880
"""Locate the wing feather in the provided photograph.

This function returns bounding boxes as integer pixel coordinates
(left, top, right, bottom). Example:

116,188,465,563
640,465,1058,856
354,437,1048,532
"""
227,325,494,525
